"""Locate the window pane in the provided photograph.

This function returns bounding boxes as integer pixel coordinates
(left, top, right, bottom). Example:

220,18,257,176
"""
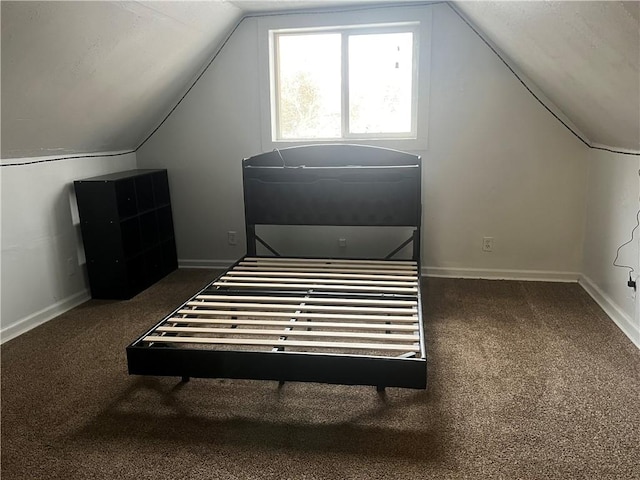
348,32,414,135
277,33,341,139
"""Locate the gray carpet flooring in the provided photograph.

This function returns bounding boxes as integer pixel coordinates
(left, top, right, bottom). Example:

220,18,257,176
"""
2,269,639,479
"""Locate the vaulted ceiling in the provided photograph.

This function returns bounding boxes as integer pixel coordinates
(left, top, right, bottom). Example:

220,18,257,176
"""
1,1,638,159
1,1,242,158
453,1,639,153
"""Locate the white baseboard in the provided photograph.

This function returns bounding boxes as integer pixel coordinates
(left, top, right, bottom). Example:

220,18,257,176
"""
178,259,237,269
1,289,91,344
579,275,640,349
423,266,580,282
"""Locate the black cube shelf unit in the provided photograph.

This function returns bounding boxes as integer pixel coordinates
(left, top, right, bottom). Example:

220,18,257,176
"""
74,169,178,300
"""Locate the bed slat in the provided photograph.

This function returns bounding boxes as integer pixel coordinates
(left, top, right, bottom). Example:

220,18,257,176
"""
155,326,419,342
219,275,417,287
225,270,416,281
195,294,417,306
167,317,419,331
235,265,418,275
143,335,420,352
244,257,416,267
212,281,417,293
186,301,417,315
239,261,416,271
176,309,418,322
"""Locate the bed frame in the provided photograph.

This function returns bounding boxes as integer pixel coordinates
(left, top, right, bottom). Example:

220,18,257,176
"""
126,144,426,390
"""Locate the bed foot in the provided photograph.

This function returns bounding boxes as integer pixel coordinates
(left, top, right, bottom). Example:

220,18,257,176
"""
376,385,386,393
181,376,190,383
278,380,285,388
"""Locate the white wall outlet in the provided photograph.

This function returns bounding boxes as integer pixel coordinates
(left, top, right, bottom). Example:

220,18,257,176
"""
227,231,237,246
482,237,494,252
338,238,347,247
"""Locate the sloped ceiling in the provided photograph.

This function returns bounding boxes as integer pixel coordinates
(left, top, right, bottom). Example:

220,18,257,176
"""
1,1,639,159
453,0,640,152
1,1,243,158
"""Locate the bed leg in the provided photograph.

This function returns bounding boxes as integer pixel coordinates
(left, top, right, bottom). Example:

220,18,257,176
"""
278,380,285,388
181,376,190,383
376,385,386,393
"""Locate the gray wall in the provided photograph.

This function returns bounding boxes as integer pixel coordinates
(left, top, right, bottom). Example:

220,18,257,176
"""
582,150,640,347
1,153,137,340
138,3,587,279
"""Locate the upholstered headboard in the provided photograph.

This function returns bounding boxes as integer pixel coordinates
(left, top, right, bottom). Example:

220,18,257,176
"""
242,144,422,259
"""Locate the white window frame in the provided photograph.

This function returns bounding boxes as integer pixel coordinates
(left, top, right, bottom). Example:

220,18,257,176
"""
271,23,420,142
258,6,431,152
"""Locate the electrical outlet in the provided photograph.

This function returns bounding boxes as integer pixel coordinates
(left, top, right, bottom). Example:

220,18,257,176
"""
227,231,237,246
482,237,493,252
338,238,347,247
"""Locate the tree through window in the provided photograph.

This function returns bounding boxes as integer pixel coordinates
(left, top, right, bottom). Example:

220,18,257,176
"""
272,24,419,142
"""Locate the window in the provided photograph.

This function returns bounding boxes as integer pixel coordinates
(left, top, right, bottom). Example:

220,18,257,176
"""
258,7,431,150
270,24,419,142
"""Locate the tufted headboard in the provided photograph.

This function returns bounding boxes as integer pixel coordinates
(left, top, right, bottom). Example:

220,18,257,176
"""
242,144,422,260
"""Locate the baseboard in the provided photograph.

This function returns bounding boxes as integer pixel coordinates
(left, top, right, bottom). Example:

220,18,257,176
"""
179,259,237,269
423,266,580,282
579,275,640,349
1,289,91,344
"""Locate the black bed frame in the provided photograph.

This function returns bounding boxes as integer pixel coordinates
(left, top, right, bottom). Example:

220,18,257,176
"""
127,144,426,390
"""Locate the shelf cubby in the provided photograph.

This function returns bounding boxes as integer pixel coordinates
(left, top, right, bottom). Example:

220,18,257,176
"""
74,169,178,299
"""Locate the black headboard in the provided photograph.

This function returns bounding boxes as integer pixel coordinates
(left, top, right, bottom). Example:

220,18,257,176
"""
242,144,422,260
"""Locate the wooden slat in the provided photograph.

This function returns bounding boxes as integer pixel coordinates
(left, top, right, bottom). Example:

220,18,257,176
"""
143,335,420,352
212,281,417,293
167,317,419,331
235,265,418,275
186,301,417,314
155,326,419,342
238,261,416,272
244,257,416,267
195,294,417,306
226,270,416,281
219,275,417,287
177,308,418,322
141,253,425,357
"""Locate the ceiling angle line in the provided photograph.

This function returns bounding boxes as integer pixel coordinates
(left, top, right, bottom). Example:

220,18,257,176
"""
590,144,640,156
447,2,640,157
447,3,589,149
135,16,247,152
0,150,137,168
